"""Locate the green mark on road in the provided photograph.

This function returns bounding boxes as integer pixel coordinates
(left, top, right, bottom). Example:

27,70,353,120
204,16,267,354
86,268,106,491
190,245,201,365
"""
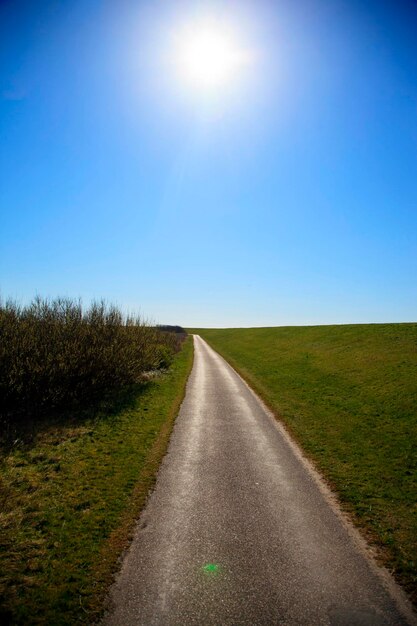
203,563,220,575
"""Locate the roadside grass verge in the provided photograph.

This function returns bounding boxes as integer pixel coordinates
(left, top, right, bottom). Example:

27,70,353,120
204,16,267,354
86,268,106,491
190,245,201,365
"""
191,325,417,604
0,337,193,625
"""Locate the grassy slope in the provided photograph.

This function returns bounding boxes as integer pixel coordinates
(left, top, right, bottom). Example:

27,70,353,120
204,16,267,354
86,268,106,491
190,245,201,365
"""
0,337,193,625
192,325,417,602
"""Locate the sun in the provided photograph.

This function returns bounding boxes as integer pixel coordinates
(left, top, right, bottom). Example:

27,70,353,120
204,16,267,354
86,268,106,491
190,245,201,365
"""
176,19,247,91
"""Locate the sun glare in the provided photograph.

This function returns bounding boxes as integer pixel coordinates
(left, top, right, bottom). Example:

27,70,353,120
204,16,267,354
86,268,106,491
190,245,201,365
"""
176,19,248,91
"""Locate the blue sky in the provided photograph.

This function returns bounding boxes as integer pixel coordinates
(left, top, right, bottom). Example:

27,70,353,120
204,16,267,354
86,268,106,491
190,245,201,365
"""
1,0,417,327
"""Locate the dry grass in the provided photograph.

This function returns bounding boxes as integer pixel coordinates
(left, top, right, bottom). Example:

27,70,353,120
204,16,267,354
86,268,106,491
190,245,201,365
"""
0,337,193,625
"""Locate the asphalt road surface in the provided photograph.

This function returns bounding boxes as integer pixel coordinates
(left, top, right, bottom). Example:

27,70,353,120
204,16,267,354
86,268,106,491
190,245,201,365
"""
103,335,415,626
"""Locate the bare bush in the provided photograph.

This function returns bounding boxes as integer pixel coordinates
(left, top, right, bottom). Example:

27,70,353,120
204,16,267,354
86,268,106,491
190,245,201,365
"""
0,297,184,428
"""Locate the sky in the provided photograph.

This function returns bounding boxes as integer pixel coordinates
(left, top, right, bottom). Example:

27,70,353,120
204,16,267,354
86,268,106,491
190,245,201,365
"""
1,0,417,327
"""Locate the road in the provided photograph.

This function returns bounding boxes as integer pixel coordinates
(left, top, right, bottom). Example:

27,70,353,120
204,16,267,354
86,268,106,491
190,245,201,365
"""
103,335,415,626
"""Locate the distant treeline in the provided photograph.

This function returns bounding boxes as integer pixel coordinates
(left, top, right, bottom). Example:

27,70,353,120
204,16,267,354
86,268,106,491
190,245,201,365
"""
0,297,186,431
157,325,187,335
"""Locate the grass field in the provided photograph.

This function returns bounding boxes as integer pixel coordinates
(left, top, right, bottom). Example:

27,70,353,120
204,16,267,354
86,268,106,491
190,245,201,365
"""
192,324,417,603
0,337,193,625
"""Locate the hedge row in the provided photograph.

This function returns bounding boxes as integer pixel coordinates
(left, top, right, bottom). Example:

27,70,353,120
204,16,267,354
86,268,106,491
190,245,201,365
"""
0,297,184,430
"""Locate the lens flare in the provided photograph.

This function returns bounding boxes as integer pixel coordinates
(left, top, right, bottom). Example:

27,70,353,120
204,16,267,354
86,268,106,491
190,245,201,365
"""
203,563,220,574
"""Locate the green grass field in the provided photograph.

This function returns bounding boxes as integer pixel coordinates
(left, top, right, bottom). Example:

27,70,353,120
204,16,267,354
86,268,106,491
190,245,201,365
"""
0,337,193,625
192,324,417,603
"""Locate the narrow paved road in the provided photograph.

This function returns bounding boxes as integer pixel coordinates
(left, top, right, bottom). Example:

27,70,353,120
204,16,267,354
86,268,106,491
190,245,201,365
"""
103,335,415,626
